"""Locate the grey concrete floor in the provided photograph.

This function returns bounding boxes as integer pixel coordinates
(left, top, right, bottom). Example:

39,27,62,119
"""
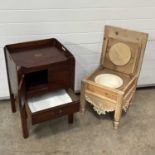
0,88,155,155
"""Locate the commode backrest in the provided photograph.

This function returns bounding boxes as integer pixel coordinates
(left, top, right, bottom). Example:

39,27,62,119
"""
100,25,148,76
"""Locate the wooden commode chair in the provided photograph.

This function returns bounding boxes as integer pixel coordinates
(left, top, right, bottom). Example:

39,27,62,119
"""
80,25,148,129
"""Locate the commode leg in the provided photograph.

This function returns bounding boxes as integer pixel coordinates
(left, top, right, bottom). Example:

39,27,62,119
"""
114,107,122,129
80,81,86,114
114,94,123,129
68,114,74,124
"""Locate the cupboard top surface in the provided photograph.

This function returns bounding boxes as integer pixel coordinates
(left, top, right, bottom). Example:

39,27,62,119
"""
5,38,70,68
11,46,67,68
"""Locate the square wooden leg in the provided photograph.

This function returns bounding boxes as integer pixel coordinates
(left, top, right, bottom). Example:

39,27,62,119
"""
10,94,16,113
20,109,29,138
68,114,74,124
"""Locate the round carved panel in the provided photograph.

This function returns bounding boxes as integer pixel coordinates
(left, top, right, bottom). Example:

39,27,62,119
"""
109,42,131,66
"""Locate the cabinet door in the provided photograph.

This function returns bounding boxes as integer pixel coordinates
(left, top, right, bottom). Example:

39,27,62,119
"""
18,74,29,138
18,75,26,111
48,63,69,91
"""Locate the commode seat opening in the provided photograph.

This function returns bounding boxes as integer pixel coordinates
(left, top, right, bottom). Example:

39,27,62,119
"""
94,73,123,89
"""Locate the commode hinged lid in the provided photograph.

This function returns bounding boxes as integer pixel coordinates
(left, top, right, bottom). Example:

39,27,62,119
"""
100,26,148,76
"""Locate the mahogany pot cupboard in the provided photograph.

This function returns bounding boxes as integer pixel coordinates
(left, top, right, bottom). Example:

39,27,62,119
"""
5,38,79,138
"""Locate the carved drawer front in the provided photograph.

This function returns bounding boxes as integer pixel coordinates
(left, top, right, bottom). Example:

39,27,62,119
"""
86,84,117,101
85,92,116,115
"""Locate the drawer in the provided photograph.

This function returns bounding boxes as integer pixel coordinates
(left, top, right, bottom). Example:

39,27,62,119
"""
85,90,116,113
31,102,79,124
28,89,79,124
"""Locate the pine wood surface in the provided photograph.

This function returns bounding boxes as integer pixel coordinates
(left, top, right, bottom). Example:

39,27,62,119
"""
80,25,148,129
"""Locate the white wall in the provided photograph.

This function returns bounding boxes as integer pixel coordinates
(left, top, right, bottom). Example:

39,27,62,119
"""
0,0,155,98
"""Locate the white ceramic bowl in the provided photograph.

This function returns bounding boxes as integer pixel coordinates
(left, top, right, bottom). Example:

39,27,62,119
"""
94,73,123,89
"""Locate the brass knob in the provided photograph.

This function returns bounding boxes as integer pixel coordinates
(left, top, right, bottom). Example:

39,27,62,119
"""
59,110,62,113
34,53,42,57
